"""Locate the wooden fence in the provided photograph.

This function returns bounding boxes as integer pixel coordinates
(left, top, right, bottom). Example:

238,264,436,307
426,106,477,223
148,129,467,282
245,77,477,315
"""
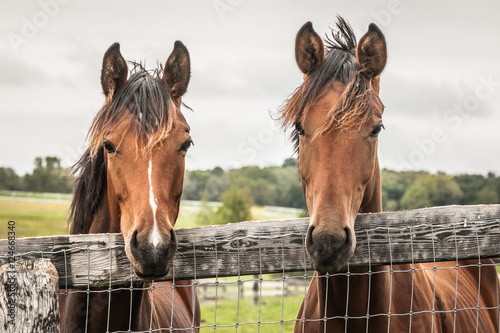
0,204,499,331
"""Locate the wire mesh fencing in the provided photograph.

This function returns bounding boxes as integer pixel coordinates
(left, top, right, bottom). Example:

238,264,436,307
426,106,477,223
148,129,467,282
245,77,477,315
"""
0,205,499,332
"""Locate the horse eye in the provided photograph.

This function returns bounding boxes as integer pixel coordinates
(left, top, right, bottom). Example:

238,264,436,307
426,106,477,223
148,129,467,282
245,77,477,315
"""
295,122,305,136
180,139,193,152
370,124,384,138
103,140,116,153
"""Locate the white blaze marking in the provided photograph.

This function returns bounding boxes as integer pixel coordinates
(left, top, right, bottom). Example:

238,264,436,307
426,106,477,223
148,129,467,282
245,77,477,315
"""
148,159,161,248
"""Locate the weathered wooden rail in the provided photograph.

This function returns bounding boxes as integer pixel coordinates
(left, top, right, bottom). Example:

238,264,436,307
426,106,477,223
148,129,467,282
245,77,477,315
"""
0,205,499,289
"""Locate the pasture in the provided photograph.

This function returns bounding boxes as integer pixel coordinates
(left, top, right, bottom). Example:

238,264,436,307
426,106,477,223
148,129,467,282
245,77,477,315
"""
200,293,304,332
0,198,69,238
0,196,301,238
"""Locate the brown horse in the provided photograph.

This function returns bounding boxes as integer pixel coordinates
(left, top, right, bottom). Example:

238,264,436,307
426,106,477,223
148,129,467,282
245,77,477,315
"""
280,17,500,332
60,42,200,332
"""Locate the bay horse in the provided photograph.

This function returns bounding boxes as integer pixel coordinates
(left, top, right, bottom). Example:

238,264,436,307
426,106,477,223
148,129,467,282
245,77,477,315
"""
61,41,200,332
280,17,500,332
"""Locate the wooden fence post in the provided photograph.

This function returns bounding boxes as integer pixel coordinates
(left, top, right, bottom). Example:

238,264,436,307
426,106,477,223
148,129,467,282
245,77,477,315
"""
0,258,60,333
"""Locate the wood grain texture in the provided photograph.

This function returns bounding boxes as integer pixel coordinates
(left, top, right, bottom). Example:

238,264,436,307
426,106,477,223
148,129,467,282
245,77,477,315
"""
0,259,60,332
0,205,499,289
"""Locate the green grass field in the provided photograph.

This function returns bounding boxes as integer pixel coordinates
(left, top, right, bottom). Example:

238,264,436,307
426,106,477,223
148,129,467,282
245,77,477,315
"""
0,198,301,239
0,199,70,239
176,203,301,230
199,294,303,332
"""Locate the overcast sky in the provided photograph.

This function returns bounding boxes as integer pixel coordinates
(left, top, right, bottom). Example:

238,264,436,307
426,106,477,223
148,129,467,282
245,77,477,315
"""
1,1,499,176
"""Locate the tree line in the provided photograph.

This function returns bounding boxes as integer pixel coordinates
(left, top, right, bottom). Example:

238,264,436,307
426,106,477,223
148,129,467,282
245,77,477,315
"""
0,157,73,193
1,156,499,212
183,159,500,211
182,158,305,208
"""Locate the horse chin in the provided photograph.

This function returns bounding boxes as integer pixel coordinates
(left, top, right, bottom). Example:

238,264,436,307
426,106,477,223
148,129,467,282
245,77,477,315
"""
133,266,170,282
126,249,173,281
310,257,344,274
309,249,355,274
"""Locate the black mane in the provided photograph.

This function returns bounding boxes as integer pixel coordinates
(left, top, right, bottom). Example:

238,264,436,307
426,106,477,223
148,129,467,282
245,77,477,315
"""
70,147,106,234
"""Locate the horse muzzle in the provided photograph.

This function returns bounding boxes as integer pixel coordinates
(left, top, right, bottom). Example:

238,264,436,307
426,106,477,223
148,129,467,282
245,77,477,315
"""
128,228,177,280
305,224,355,273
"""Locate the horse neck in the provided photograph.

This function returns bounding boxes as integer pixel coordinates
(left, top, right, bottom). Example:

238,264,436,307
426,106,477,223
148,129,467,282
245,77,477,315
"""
86,192,114,233
87,163,120,234
63,174,132,332
360,157,382,214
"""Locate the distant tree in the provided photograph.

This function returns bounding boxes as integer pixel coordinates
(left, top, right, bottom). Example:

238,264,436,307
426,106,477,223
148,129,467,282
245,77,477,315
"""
272,165,306,209
453,174,488,204
474,183,499,204
250,178,277,206
211,166,225,177
495,176,500,203
482,172,500,204
182,170,211,200
382,169,409,210
282,158,297,168
400,178,433,209
229,166,278,206
186,161,500,212
381,169,429,211
23,156,73,193
204,169,229,201
212,187,253,225
0,167,22,191
183,168,231,201
284,183,306,209
195,194,216,226
400,172,463,209
432,172,463,206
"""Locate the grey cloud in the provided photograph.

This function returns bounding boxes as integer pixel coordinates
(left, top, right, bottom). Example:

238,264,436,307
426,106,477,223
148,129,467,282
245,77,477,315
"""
0,53,53,86
1,0,500,175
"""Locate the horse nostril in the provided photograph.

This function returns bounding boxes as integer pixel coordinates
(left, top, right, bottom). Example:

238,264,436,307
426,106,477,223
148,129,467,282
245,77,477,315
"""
170,229,176,244
306,225,315,246
131,230,139,249
344,227,352,246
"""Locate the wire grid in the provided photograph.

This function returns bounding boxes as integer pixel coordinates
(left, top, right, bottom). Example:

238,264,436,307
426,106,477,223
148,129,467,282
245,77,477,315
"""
4,220,500,332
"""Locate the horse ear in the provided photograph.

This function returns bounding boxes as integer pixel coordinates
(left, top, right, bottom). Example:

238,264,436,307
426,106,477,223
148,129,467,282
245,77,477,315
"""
101,43,128,101
356,23,387,79
295,22,325,75
163,41,190,101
